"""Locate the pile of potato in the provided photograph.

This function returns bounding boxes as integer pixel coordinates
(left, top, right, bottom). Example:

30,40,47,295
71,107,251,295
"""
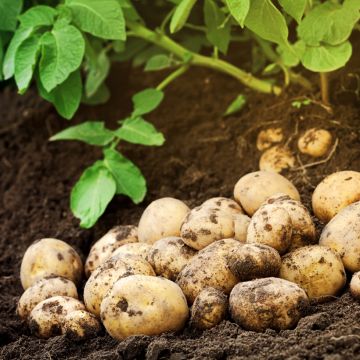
18,170,360,340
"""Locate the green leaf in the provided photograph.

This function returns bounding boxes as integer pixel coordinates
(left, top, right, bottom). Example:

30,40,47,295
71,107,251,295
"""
278,0,307,23
65,0,126,40
82,83,111,105
0,0,22,31
132,46,166,68
145,54,172,71
71,161,116,228
276,41,305,67
224,94,246,116
19,5,57,28
50,121,114,146
225,0,250,28
115,117,165,146
103,148,146,203
170,0,197,33
0,35,4,81
117,0,141,21
132,88,164,117
39,25,85,92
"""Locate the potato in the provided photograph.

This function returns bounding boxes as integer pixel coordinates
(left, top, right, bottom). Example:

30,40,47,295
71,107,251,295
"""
201,197,244,215
17,276,78,321
259,145,296,173
312,171,360,223
350,272,360,300
20,238,83,290
101,275,189,340
176,239,242,303
319,201,360,272
112,242,151,261
247,203,292,254
226,244,281,281
280,245,346,300
233,214,251,242
84,253,155,317
256,128,284,151
85,225,138,277
234,171,300,216
147,237,196,280
28,296,85,338
63,310,101,341
298,128,332,158
190,287,228,330
138,198,190,244
229,277,309,332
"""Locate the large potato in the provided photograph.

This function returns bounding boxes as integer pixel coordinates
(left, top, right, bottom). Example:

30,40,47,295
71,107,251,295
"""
138,198,190,244
20,238,83,290
112,242,151,261
312,171,360,223
234,171,300,216
201,197,244,215
101,275,189,340
280,245,346,300
229,278,309,332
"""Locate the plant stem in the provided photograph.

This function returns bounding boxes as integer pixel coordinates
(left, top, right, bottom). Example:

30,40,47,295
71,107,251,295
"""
320,72,330,105
156,65,189,91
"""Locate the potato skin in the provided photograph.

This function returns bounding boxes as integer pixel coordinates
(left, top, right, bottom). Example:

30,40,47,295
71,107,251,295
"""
257,128,283,151
138,198,190,244
112,242,151,261
233,214,251,243
280,245,346,300
259,145,295,173
101,275,189,340
298,128,332,158
312,171,360,223
229,278,309,332
201,197,244,215
20,238,83,290
63,310,101,341
234,171,300,216
350,272,360,300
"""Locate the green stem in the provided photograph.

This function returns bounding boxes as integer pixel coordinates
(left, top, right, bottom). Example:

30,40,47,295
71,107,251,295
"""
156,65,189,91
320,72,330,105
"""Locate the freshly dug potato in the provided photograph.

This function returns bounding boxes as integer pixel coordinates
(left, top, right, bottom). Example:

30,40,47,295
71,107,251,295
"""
247,203,292,254
350,272,360,300
17,276,78,321
280,245,346,300
312,171,360,223
319,201,360,272
85,225,138,277
259,145,296,173
28,296,85,338
20,238,83,290
233,214,251,243
256,128,284,151
298,128,332,158
101,275,189,340
201,197,244,215
84,253,155,317
176,239,242,303
63,310,101,341
226,244,281,281
147,237,196,280
112,242,151,261
234,171,300,216
229,277,309,332
190,287,228,330
138,198,190,244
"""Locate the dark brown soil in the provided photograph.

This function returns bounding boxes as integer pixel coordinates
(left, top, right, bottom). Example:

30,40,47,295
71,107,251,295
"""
1,54,360,359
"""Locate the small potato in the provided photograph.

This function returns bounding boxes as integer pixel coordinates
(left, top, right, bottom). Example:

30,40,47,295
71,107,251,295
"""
229,277,309,332
234,171,300,216
190,287,228,330
138,198,190,244
85,225,138,277
101,275,189,340
247,204,292,254
201,197,244,215
280,245,346,300
256,128,284,151
63,310,101,341
350,272,360,300
112,242,151,261
233,214,251,243
259,145,296,173
226,244,281,281
312,171,360,223
147,237,196,280
28,296,85,338
17,276,78,321
84,253,155,317
20,238,83,290
298,128,332,158
176,239,242,303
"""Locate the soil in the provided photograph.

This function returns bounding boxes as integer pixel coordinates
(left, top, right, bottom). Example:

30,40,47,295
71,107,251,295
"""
1,48,360,359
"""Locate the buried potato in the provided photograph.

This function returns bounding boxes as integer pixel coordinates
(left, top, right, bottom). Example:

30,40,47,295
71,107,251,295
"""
63,310,101,341
256,128,284,151
298,128,332,158
111,242,151,261
259,145,296,173
100,275,189,340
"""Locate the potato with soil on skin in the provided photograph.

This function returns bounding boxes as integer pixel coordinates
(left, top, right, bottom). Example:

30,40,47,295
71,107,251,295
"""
229,277,309,332
259,145,296,173
28,296,85,338
85,225,138,277
190,287,228,330
146,237,197,280
20,238,83,290
138,197,190,244
200,197,244,215
319,201,360,272
312,170,360,223
176,239,242,304
111,242,151,261
63,310,101,341
298,128,332,158
17,276,78,321
233,213,251,243
350,272,360,300
100,275,189,340
256,128,284,151
84,253,155,317
247,203,292,254
280,245,346,301
234,171,300,216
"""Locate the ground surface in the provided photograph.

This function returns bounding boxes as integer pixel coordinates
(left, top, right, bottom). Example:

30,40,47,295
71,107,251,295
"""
1,53,360,359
